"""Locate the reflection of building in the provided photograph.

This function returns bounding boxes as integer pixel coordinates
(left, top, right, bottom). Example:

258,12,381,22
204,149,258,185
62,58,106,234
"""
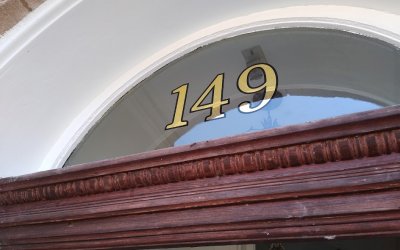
0,1,400,249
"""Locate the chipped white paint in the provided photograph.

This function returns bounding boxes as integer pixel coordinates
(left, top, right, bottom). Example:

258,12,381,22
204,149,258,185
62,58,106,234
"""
324,235,337,240
0,0,82,69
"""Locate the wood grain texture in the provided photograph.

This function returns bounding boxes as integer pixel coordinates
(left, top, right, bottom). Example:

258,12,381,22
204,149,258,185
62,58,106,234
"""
1,106,400,249
1,106,399,205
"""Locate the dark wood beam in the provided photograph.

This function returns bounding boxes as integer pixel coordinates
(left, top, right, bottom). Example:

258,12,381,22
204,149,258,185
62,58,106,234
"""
1,105,399,249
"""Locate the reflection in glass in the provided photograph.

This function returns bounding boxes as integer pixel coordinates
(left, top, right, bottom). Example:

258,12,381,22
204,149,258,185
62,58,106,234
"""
175,94,381,146
64,28,400,167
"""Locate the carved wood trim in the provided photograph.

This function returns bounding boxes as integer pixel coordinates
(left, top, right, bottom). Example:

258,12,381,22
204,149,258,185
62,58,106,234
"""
1,106,400,249
1,106,399,205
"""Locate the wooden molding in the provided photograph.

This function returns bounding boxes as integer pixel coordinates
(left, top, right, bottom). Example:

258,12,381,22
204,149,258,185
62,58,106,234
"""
1,106,400,249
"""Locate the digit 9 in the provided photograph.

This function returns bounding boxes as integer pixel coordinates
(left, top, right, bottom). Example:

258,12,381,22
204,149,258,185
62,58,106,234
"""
237,63,278,113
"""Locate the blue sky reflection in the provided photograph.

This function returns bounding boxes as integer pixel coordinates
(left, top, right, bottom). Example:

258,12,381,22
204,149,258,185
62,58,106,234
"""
175,95,382,146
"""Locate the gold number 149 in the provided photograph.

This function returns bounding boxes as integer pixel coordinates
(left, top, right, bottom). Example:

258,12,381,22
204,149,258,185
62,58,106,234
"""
165,63,277,130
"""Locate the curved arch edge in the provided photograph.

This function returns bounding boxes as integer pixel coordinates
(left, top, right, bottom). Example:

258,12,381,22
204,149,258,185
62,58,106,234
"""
40,5,400,172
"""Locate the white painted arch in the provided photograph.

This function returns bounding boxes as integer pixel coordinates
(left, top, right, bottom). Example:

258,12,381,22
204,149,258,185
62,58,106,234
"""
1,1,400,177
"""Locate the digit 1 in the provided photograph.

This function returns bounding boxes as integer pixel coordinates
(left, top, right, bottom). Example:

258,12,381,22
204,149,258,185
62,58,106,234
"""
165,84,189,130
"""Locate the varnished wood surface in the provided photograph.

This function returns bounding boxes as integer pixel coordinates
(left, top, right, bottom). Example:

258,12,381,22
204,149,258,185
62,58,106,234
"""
1,105,399,205
0,106,400,249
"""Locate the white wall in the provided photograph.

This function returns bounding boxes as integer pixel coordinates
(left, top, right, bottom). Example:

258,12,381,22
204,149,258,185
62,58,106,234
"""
0,0,400,177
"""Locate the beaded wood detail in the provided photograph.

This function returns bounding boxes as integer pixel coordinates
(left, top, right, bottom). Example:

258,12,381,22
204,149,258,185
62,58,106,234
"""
1,107,400,249
1,127,399,206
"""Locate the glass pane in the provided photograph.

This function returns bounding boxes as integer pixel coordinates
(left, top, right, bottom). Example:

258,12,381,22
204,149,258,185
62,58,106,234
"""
65,28,400,166
175,95,380,146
